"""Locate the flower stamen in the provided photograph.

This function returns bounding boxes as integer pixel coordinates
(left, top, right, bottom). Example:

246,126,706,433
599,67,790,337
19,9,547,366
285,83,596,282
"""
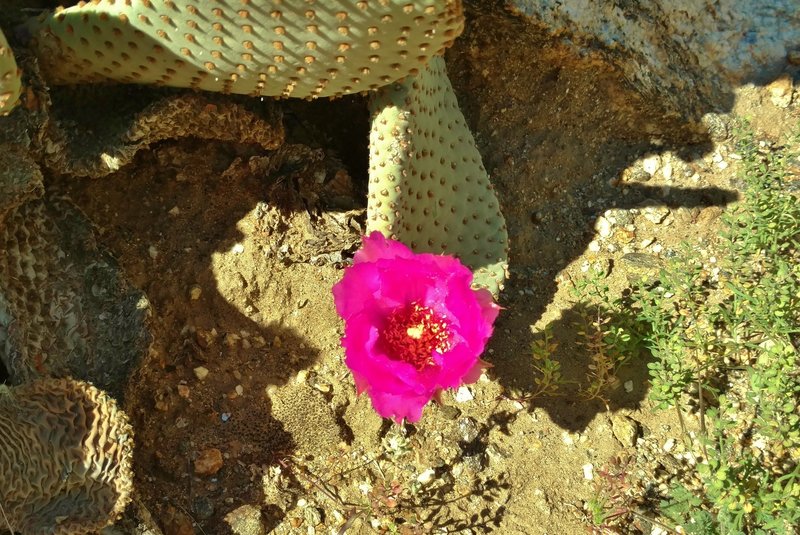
382,302,452,370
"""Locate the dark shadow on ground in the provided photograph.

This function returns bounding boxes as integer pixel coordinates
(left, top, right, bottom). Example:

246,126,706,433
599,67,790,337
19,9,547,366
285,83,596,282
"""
445,4,756,431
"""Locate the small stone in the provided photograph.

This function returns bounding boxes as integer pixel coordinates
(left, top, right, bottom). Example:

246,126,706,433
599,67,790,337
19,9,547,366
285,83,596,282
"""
624,380,634,393
661,162,673,181
582,463,594,480
767,74,793,108
595,216,612,238
561,431,575,446
304,507,323,527
148,245,159,260
620,253,664,284
177,384,190,398
231,243,245,254
701,113,729,141
225,504,265,535
168,206,181,216
643,204,670,224
457,417,480,443
588,240,601,252
192,495,215,521
194,366,209,381
663,438,676,452
417,468,436,485
190,285,202,300
163,506,194,535
611,415,640,447
642,155,661,175
454,386,474,402
194,448,223,476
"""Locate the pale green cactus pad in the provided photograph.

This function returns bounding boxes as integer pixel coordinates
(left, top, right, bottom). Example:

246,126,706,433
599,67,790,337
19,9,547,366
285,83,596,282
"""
0,377,134,535
26,0,464,99
0,28,22,115
367,55,509,296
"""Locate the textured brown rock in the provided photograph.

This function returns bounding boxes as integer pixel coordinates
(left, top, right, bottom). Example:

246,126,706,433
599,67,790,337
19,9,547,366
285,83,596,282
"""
0,377,134,534
194,448,224,476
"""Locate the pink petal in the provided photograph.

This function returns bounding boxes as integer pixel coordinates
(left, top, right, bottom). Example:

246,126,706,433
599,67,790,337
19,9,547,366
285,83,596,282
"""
369,389,430,423
354,231,414,264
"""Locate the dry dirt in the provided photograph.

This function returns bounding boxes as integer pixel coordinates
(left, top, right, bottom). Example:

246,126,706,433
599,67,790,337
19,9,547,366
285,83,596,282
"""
30,5,800,535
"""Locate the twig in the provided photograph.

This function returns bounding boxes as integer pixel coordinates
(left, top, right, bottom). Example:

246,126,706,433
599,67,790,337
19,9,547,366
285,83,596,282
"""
0,500,14,534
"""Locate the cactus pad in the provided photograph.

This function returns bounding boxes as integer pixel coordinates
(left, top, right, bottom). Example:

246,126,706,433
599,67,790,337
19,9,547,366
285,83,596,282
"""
0,193,151,395
0,28,22,115
27,0,464,99
43,86,284,177
0,377,134,534
367,55,508,295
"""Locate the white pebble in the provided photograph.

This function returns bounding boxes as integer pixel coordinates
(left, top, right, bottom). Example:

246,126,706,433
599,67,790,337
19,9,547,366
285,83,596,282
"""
168,206,181,216
582,463,594,480
595,217,612,238
454,386,474,402
663,438,676,452
148,245,158,260
588,240,601,252
231,243,245,254
624,380,634,393
642,155,661,175
417,468,436,485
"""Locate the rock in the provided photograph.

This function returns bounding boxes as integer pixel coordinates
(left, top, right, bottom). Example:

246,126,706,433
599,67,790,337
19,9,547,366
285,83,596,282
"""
224,505,265,535
454,386,474,402
457,417,480,443
767,74,794,108
642,204,670,224
163,507,194,535
507,1,800,119
594,216,613,238
641,155,661,176
611,415,640,447
194,448,223,476
191,496,214,521
193,367,209,381
701,113,730,142
620,253,665,284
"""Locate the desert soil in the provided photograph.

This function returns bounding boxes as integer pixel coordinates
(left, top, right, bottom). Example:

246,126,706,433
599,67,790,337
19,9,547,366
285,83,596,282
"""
33,5,800,535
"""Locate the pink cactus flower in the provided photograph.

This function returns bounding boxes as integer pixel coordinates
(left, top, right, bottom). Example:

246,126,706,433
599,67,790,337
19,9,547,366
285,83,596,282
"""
332,232,500,422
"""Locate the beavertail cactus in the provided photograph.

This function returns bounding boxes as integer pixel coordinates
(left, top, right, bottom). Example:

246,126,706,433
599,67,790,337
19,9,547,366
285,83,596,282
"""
26,0,464,99
0,377,134,534
0,28,22,115
368,55,508,295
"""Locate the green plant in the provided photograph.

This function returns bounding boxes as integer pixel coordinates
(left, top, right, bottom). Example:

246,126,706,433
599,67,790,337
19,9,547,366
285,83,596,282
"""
570,264,649,406
582,123,800,533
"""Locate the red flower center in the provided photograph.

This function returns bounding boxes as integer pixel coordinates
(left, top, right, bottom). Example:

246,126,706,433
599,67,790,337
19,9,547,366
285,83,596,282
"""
382,302,453,370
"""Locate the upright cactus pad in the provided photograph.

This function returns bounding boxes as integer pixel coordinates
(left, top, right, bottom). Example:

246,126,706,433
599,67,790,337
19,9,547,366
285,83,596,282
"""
368,55,508,295
0,28,22,115
27,0,464,99
0,378,134,535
